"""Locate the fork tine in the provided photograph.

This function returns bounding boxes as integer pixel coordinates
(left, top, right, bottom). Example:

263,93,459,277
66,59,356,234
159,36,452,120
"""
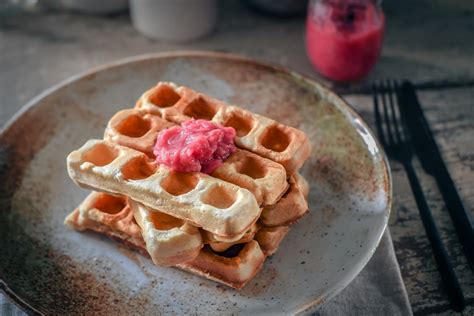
393,79,411,142
372,83,387,149
381,81,395,146
387,79,403,143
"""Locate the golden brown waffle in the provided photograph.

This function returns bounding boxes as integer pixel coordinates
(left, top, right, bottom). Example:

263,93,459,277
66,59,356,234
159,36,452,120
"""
104,109,289,206
255,226,290,256
64,192,145,249
135,82,311,175
177,241,265,289
130,199,203,266
66,192,292,289
260,173,309,227
104,109,175,158
65,82,312,289
203,222,260,252
67,139,261,239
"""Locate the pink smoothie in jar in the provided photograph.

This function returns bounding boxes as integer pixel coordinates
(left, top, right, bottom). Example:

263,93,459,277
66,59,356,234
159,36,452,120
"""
306,0,385,82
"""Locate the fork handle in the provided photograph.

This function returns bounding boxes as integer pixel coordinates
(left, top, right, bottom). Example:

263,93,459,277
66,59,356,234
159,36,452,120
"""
404,162,465,312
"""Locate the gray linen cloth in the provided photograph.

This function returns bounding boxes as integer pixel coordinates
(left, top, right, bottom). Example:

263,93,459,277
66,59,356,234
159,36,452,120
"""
315,229,412,315
1,229,412,315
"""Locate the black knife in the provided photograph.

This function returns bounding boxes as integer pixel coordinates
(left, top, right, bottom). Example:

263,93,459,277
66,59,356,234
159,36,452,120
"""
398,81,474,271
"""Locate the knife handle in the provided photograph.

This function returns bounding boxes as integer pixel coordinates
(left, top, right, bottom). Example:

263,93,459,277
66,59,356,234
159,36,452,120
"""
434,163,474,270
401,81,474,271
404,163,465,312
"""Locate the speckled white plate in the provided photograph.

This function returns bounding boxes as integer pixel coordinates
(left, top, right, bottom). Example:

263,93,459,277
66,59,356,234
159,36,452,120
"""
0,52,391,315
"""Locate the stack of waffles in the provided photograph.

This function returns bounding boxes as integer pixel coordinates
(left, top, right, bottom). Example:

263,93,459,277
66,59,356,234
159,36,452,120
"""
65,82,311,289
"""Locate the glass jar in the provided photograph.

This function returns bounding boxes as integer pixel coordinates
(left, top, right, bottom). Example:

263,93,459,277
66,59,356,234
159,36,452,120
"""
305,0,385,82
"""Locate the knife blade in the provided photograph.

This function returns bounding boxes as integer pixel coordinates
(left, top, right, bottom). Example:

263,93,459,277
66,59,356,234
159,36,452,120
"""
398,81,474,270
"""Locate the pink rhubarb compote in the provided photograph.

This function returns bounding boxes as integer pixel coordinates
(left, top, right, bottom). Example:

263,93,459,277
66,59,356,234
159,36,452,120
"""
306,0,385,82
153,119,236,174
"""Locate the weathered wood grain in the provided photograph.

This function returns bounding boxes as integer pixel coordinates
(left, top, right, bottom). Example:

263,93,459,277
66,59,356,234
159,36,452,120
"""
346,87,474,315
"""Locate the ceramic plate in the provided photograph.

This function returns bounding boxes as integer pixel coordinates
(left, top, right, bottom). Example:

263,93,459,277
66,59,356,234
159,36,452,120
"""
0,52,391,315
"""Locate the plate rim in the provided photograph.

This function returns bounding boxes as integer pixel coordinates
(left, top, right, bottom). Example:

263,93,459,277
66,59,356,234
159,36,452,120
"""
0,50,392,315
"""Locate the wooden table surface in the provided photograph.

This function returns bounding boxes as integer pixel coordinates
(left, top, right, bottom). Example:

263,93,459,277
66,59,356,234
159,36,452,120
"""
1,1,473,314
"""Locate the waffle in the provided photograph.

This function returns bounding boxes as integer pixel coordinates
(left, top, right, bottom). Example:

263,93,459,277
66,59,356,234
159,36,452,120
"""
66,192,291,289
104,109,289,206
177,241,265,289
135,82,311,175
203,222,260,252
67,139,261,239
65,192,144,249
66,82,312,289
260,173,310,227
255,226,290,256
130,199,202,266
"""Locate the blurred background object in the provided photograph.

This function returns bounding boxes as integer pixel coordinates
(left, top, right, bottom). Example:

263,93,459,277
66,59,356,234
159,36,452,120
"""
43,0,128,14
129,0,217,42
244,0,308,17
0,0,128,15
306,0,385,82
0,0,40,15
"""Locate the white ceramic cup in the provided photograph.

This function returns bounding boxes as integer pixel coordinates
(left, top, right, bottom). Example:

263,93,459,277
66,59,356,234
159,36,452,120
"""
129,0,217,42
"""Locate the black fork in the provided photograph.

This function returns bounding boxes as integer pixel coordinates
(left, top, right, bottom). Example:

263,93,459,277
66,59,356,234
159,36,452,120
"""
373,80,465,312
